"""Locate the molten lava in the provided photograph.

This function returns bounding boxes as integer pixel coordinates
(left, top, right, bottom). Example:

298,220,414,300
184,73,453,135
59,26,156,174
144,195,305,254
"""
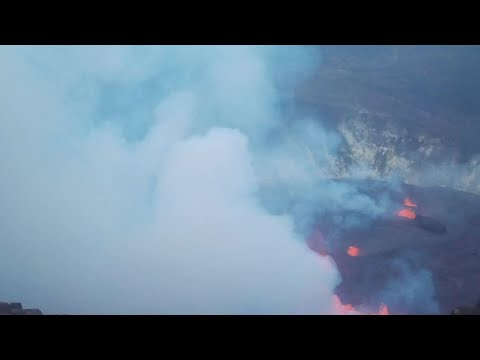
404,197,417,207
378,303,390,315
333,296,390,315
396,197,418,219
347,246,360,257
397,208,416,219
333,295,359,315
336,300,355,313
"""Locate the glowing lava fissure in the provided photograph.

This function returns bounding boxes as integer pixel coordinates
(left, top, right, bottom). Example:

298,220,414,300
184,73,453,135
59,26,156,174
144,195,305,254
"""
397,208,416,219
378,303,390,315
347,246,360,257
396,197,417,219
404,197,417,207
333,296,390,315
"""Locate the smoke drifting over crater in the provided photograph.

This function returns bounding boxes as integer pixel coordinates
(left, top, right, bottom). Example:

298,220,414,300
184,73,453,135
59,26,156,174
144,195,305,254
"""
0,45,348,314
3,45,465,315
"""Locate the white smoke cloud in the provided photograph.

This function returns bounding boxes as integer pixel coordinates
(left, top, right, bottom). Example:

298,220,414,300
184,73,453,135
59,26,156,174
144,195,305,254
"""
0,45,342,314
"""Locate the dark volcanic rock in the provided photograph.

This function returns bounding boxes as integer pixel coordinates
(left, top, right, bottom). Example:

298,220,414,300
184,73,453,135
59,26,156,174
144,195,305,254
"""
275,46,480,314
310,180,480,315
288,46,480,194
415,215,447,234
0,302,43,315
451,299,480,315
296,46,480,157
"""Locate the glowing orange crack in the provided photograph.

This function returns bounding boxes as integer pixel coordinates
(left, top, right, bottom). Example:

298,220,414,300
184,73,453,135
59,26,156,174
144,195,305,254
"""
333,296,390,315
347,246,360,257
404,197,417,207
397,208,416,219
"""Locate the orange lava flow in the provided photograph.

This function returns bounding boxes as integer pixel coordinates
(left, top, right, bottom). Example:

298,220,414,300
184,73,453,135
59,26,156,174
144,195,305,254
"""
378,303,390,315
337,301,355,313
333,296,359,315
397,208,416,220
404,198,417,207
333,296,390,315
347,246,360,257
